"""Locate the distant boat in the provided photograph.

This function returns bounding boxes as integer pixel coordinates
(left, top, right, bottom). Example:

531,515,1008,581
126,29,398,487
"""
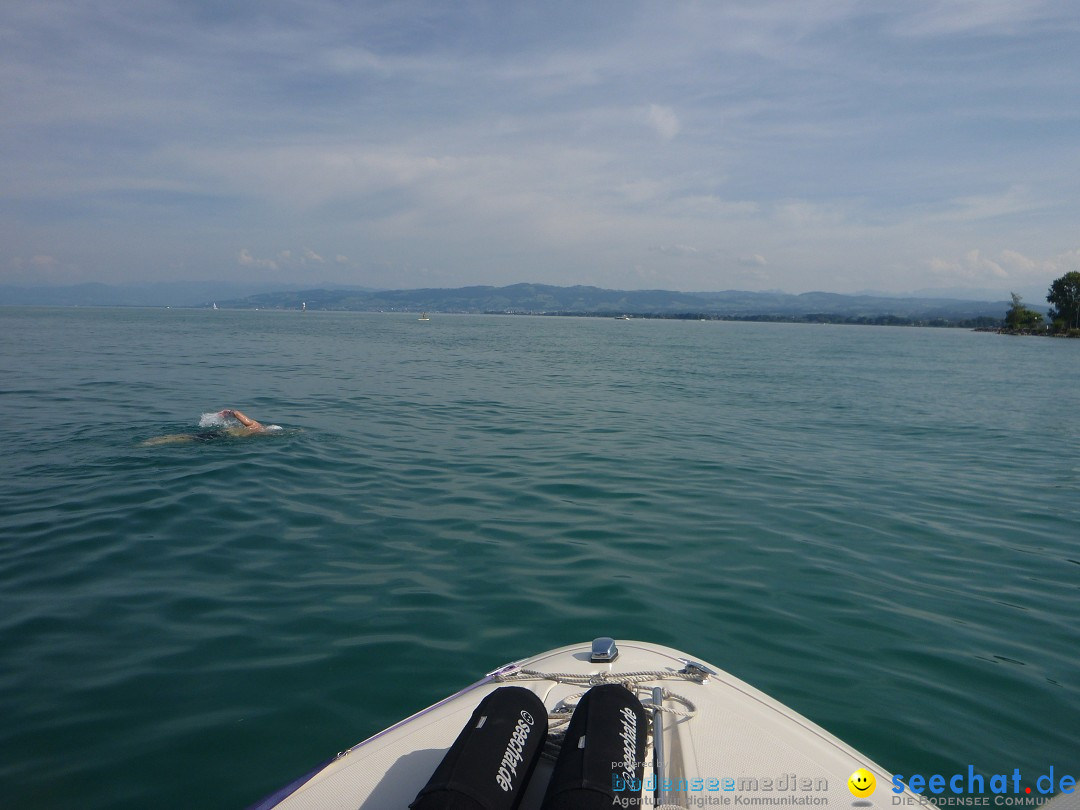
418,313,430,321
301,302,306,312
614,314,631,320
212,303,218,310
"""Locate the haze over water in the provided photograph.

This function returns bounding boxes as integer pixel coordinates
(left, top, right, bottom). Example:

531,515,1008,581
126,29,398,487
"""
1,307,1077,809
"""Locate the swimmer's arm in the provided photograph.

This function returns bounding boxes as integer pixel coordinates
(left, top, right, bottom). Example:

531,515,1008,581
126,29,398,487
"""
224,409,263,429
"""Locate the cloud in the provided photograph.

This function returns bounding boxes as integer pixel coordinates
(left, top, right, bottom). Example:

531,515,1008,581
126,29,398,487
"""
651,244,698,257
178,143,463,212
890,0,1053,37
999,250,1038,274
1049,248,1080,274
238,249,278,270
931,187,1038,224
7,254,60,272
739,254,768,267
239,246,341,272
928,249,1010,282
920,247,1080,296
646,104,681,141
773,201,848,229
2,1,1078,293
3,253,82,284
999,248,1080,278
928,247,1080,286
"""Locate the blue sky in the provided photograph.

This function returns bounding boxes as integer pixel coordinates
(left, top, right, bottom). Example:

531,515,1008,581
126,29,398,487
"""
2,0,1078,295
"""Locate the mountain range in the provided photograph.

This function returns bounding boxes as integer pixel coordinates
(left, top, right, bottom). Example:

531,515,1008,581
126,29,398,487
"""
214,283,1020,322
1,281,1038,324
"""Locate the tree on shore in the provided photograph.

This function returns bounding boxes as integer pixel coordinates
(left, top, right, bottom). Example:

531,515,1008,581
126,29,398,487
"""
1005,292,1043,330
1047,271,1080,331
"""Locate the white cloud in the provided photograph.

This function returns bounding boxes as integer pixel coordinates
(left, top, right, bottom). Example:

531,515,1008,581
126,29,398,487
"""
665,196,761,219
1050,248,1080,273
999,248,1080,278
651,244,698,257
3,253,83,284
928,249,1009,281
239,246,342,272
918,247,1080,296
646,104,681,141
932,187,1038,224
178,143,463,212
238,249,279,270
773,201,848,229
891,0,1052,37
739,254,767,267
999,250,1038,274
322,46,385,75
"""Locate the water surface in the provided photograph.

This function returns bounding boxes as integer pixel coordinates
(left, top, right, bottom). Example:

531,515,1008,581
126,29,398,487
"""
0,308,1077,808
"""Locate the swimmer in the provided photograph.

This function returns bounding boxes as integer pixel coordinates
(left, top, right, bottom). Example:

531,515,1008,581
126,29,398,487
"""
140,408,274,446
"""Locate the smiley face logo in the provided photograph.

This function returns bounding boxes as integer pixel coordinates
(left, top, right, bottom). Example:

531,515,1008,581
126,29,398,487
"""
848,768,876,797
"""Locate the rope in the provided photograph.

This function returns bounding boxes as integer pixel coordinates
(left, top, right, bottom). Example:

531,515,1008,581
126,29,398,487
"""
493,667,700,722
543,686,696,719
494,667,707,687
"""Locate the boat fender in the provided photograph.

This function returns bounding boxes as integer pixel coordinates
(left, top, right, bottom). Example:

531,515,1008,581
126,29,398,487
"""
540,684,647,810
410,686,548,810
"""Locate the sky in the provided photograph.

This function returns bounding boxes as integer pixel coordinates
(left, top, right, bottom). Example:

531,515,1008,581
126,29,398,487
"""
2,0,1079,296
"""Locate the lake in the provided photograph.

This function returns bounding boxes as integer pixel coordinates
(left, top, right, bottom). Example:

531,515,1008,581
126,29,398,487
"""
0,307,1077,808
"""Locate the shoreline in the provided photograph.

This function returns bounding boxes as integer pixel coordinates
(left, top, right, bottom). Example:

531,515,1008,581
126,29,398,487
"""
975,326,1080,338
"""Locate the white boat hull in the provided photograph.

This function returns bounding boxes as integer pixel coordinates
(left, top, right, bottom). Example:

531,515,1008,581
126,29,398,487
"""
253,639,919,809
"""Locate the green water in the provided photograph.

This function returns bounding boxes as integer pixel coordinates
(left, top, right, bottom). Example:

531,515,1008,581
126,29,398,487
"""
0,308,1077,809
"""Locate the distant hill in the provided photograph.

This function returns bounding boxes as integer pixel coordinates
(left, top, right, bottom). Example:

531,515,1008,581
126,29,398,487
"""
215,282,1017,325
0,281,379,308
1,280,1028,326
